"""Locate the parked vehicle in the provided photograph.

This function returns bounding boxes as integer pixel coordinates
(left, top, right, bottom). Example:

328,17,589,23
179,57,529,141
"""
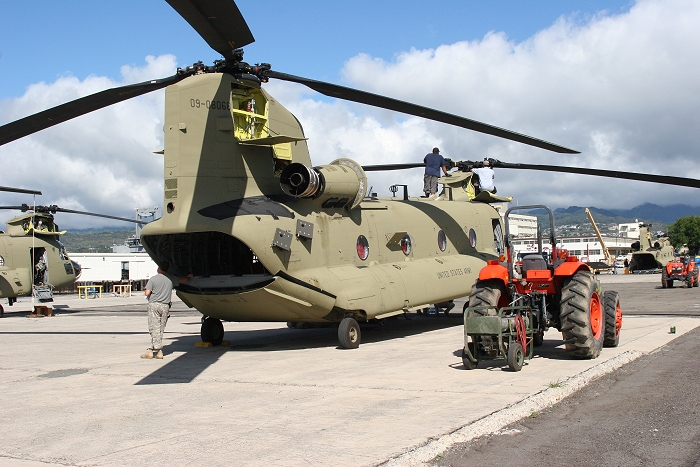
661,255,698,288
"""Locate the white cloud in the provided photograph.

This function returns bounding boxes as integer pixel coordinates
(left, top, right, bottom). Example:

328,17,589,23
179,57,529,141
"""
0,55,176,229
2,0,700,232
291,0,700,209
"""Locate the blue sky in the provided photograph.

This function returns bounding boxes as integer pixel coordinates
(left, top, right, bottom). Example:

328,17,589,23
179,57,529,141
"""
1,1,633,100
3,0,699,228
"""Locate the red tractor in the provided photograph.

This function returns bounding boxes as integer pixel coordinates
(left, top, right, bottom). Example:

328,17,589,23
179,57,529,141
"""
661,255,698,288
463,205,623,371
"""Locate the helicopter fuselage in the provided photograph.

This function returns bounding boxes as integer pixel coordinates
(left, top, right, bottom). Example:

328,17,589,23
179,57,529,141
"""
140,72,503,323
0,213,81,303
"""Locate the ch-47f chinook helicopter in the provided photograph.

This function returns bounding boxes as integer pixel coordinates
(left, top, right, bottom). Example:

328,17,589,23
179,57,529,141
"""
2,1,699,347
0,185,147,316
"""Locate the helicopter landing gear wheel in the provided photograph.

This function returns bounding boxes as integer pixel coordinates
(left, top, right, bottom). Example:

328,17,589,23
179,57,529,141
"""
507,342,524,371
603,290,622,348
201,317,224,346
560,271,604,359
338,317,361,349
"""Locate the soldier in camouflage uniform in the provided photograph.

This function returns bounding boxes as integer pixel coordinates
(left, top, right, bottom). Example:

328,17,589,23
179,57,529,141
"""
141,262,182,359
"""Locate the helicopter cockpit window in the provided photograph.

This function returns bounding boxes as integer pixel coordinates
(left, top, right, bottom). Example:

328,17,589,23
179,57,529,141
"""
401,235,412,255
468,229,477,248
437,230,447,252
57,242,69,260
0,255,4,267
356,235,369,260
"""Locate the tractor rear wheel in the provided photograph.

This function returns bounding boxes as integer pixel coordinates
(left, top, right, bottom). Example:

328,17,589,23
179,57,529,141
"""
603,290,622,348
467,280,506,317
560,271,604,359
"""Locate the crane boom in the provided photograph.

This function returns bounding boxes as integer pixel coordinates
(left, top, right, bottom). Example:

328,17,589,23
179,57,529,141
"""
585,208,613,266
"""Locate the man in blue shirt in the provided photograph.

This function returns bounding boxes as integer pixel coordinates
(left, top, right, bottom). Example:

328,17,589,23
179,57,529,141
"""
423,147,448,197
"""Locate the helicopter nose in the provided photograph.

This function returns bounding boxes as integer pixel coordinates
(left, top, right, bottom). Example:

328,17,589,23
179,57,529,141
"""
71,260,82,279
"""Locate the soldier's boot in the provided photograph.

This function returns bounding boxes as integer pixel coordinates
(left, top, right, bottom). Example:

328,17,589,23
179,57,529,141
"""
140,348,154,359
154,349,163,359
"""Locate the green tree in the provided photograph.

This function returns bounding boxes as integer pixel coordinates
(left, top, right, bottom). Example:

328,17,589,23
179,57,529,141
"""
669,216,700,255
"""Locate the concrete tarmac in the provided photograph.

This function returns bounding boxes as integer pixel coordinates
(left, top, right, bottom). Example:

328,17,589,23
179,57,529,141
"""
0,274,697,467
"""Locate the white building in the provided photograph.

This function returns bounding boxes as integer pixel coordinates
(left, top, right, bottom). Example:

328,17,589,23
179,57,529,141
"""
494,203,538,237
510,235,635,263
617,222,640,239
68,252,158,283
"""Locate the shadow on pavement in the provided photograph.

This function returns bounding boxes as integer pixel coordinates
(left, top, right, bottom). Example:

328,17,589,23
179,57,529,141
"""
135,314,464,385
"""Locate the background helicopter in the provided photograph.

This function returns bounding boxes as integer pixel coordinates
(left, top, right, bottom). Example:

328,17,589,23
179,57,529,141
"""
0,189,146,316
1,0,699,347
628,223,676,273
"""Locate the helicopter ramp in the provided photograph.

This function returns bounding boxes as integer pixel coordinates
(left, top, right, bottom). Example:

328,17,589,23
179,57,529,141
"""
0,277,697,467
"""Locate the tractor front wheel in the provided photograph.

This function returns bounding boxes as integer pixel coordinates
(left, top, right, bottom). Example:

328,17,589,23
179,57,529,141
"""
560,271,604,359
661,268,668,288
603,290,622,347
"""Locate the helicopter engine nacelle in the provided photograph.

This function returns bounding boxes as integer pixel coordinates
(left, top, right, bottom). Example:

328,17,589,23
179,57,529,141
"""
280,158,367,209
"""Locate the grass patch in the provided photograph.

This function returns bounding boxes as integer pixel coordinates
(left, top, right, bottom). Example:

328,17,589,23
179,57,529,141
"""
548,379,563,388
528,412,539,418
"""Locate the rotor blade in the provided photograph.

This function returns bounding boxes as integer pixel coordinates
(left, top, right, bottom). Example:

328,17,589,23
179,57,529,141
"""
0,73,189,147
0,206,31,211
265,70,579,154
0,185,42,195
363,160,700,189
49,207,148,225
166,0,255,59
362,163,424,172
495,162,700,189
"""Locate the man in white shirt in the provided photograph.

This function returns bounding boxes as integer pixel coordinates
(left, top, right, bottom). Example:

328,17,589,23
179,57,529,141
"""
471,159,496,194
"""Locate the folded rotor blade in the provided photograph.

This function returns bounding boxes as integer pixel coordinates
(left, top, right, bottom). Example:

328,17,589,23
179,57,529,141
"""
362,163,424,172
266,70,579,154
0,73,189,147
0,185,42,195
495,162,700,189
51,207,149,225
166,0,255,58
362,160,700,189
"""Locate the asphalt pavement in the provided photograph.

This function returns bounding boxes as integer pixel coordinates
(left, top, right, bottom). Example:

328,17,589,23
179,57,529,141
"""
430,327,700,467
